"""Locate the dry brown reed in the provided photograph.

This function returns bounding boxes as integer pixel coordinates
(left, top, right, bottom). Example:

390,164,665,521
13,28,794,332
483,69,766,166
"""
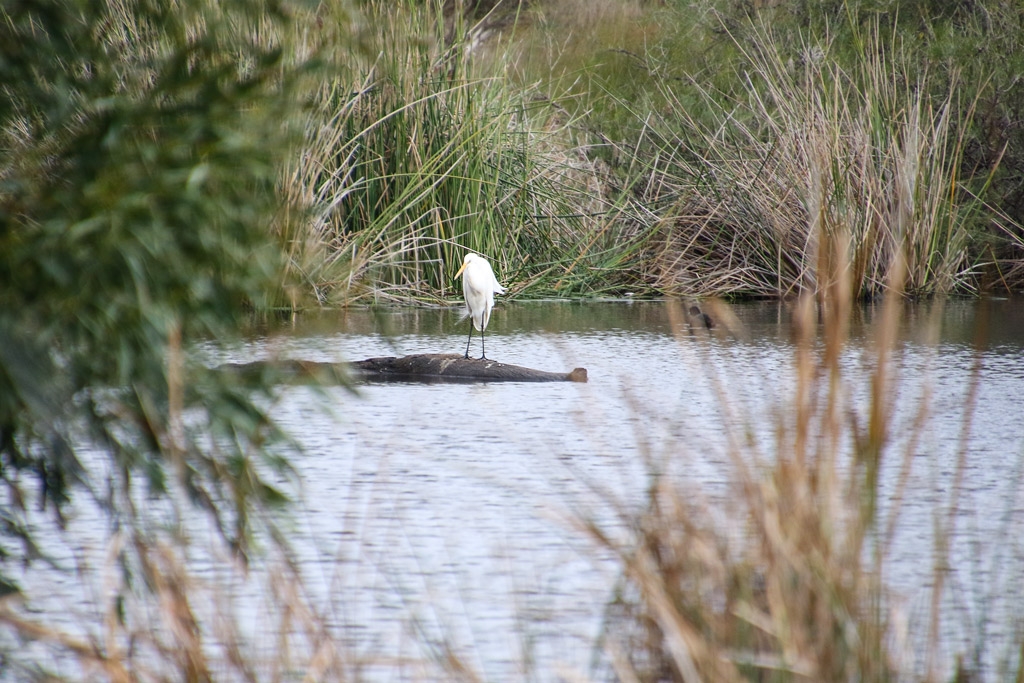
641,21,992,300
580,229,988,681
0,521,484,681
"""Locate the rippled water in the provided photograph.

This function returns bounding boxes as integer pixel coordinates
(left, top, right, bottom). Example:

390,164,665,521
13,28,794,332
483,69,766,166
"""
210,298,1024,679
17,299,1024,680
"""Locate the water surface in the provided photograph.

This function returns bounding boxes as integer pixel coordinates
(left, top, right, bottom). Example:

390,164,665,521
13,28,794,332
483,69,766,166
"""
18,299,1024,681
212,298,1024,680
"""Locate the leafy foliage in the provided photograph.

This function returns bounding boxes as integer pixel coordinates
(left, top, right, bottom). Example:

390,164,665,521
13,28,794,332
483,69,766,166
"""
0,0,307,592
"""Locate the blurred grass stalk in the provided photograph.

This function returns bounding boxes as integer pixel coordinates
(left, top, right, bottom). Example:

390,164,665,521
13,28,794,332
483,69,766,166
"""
0,526,392,681
583,229,1011,681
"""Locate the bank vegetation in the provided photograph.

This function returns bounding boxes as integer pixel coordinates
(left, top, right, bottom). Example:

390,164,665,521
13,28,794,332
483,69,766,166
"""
280,0,1024,305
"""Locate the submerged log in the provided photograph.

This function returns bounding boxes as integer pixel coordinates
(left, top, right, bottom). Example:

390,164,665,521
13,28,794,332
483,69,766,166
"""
218,359,352,385
351,354,587,384
221,354,587,385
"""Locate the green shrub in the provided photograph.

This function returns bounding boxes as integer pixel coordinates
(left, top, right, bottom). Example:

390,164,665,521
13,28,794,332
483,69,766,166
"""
0,0,308,596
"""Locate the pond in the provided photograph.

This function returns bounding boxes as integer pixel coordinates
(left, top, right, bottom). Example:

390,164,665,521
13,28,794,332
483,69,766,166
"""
214,298,1024,680
16,298,1024,681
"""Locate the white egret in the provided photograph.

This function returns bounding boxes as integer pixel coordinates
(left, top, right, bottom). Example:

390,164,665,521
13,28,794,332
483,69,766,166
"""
454,253,505,360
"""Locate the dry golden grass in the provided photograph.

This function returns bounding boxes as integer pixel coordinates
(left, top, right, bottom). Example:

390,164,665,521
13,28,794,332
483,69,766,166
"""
579,232,997,681
640,21,993,300
0,523,489,681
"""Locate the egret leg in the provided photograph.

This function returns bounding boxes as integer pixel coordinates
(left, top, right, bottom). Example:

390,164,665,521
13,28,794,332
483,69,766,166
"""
464,322,473,359
480,327,487,361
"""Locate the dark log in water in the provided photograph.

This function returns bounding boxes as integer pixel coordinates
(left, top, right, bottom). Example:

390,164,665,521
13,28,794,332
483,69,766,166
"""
351,354,587,383
221,354,587,385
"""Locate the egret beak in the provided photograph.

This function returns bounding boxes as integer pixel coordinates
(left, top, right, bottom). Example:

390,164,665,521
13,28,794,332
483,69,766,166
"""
454,262,468,278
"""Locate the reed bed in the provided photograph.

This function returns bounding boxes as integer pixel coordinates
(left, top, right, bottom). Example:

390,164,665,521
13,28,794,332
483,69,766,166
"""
634,20,995,299
278,1,642,307
296,1,1024,305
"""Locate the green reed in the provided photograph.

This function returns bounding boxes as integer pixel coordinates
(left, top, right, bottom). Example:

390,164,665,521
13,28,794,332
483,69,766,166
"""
279,0,644,307
626,17,999,300
490,1,1024,300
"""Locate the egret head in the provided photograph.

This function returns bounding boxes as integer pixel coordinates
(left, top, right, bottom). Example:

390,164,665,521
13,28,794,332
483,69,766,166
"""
455,252,480,278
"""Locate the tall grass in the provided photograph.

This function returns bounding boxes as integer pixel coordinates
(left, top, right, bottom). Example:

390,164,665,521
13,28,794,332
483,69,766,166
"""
279,0,643,307
633,18,996,299
496,0,670,145
269,0,1024,305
